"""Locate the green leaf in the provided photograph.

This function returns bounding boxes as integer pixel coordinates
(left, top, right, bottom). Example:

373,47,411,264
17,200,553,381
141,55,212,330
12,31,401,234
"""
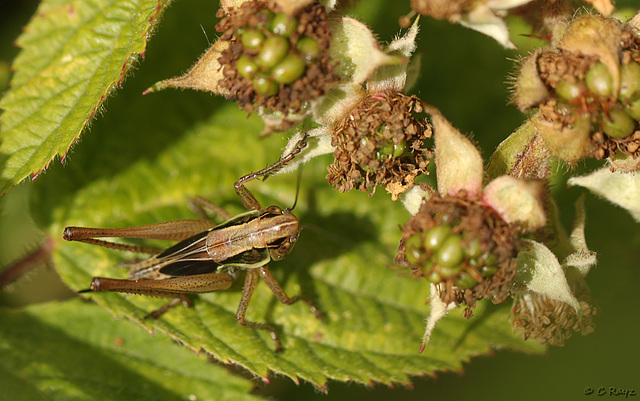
36,99,544,387
0,0,172,194
0,300,262,401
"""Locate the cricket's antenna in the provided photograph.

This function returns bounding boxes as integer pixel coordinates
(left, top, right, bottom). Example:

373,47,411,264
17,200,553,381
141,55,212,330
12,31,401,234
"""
290,166,303,211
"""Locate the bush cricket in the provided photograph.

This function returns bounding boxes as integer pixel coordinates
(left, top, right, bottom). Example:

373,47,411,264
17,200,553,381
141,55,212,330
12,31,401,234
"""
64,136,320,353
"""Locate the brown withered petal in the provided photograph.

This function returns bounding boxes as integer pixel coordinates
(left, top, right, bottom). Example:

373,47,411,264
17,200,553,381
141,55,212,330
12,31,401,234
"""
216,1,337,117
395,194,520,315
511,291,597,346
326,92,432,199
592,129,640,160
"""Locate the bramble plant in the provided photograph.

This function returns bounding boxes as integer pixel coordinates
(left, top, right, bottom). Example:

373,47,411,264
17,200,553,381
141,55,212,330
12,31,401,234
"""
0,0,639,399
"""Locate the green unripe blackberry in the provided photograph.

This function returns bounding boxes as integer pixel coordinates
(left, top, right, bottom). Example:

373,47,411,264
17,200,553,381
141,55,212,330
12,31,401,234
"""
404,234,423,265
253,75,279,96
255,9,274,27
376,142,394,160
296,36,320,62
480,251,497,267
424,225,452,250
455,272,478,289
585,62,613,97
480,265,498,277
439,264,462,278
392,140,406,158
395,194,520,311
240,29,265,51
554,80,586,104
256,36,290,69
270,12,297,36
272,54,306,84
619,61,640,102
425,270,441,283
436,235,464,268
465,237,482,259
602,108,635,139
626,97,640,120
236,56,258,79
376,140,405,160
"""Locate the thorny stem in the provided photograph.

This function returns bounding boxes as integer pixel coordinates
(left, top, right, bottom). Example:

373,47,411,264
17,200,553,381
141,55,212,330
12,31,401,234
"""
0,236,55,289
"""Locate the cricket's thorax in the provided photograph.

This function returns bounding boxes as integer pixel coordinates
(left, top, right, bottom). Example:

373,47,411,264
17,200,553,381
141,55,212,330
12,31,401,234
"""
206,213,299,261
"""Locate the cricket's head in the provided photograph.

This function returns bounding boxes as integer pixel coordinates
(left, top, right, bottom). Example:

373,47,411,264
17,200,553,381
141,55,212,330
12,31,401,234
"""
263,205,300,261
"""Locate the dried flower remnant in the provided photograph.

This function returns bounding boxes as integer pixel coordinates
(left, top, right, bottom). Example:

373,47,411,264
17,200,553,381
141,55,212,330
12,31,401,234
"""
511,286,596,346
271,18,430,200
215,1,337,118
513,14,640,166
509,195,598,346
327,92,432,198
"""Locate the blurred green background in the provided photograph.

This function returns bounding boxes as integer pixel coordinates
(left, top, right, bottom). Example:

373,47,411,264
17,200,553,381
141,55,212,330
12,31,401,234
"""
1,0,639,400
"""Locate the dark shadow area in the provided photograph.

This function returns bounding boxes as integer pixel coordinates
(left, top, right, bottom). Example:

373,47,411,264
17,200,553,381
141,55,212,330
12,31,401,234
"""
297,185,378,264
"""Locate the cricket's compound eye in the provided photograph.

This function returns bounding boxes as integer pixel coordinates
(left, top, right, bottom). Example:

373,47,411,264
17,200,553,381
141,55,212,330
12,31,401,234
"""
264,205,284,215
